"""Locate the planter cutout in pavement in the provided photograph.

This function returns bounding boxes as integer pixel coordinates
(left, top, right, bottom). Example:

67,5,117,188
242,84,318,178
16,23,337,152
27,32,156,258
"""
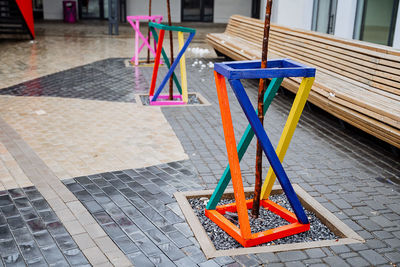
175,186,364,258
206,59,316,247
136,92,211,107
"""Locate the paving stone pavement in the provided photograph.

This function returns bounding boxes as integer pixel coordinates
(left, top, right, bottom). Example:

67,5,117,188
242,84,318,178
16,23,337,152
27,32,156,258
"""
0,58,187,105
157,59,400,265
1,57,399,266
62,161,206,266
0,58,141,103
0,95,187,180
0,186,89,266
0,21,222,89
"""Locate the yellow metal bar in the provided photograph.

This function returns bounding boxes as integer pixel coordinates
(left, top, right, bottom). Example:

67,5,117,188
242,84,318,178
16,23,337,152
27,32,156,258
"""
178,31,188,103
261,77,315,199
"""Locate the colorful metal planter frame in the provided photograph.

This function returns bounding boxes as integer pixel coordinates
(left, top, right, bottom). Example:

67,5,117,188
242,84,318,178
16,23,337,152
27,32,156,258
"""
205,59,316,247
148,22,195,105
127,15,163,66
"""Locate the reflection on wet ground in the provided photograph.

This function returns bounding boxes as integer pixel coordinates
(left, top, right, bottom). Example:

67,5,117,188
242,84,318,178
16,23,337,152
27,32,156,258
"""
0,58,141,102
0,187,89,265
0,21,224,90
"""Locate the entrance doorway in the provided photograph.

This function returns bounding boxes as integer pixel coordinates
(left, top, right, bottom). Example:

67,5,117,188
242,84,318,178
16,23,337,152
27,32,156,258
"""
181,0,214,22
312,0,338,34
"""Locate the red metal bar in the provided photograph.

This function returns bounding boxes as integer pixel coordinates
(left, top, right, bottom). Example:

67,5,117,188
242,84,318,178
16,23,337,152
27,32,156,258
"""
149,29,165,96
15,0,35,39
166,0,174,100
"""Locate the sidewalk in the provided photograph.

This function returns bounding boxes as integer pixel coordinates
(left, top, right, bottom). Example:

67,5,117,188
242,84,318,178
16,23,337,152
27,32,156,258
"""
0,22,399,266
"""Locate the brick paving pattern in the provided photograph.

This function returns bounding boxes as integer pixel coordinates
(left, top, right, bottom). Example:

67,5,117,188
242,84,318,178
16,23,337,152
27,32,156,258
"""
0,187,89,266
0,58,142,103
63,161,205,266
159,59,400,265
1,57,399,266
0,58,186,105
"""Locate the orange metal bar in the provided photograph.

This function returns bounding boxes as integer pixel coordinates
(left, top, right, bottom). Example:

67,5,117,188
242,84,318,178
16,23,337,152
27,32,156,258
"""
206,208,310,247
208,71,311,247
216,199,253,214
216,199,297,223
214,71,252,240
247,223,310,247
205,210,245,244
261,200,298,223
149,29,165,96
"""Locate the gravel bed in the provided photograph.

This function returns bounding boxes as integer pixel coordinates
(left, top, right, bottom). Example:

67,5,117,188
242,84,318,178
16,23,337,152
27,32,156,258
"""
189,194,339,250
140,94,201,105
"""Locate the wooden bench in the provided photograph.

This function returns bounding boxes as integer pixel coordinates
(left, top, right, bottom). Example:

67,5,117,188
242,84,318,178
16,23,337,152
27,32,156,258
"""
207,15,400,149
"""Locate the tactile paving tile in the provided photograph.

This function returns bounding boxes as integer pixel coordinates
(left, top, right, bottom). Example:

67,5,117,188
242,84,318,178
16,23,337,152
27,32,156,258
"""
0,187,89,266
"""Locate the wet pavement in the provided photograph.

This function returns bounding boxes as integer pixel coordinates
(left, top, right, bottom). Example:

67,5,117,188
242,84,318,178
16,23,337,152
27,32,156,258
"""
0,20,399,267
0,187,89,266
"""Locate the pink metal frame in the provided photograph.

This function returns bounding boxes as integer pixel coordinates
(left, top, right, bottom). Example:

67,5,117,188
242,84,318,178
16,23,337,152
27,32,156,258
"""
127,15,163,65
149,94,185,106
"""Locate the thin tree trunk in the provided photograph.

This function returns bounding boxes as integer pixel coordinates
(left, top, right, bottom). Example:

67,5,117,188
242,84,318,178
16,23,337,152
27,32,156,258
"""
147,0,152,63
252,0,273,218
166,0,174,100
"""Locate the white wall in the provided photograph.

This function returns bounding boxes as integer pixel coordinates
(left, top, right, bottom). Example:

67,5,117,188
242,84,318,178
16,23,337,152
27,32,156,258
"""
334,0,357,39
260,0,313,30
260,0,279,23
392,2,400,49
126,0,181,22
213,0,251,23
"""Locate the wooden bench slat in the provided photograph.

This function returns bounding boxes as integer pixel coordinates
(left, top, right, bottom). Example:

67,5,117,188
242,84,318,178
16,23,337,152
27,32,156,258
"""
227,18,400,93
208,32,400,113
206,15,400,148
211,32,400,129
231,15,400,58
282,78,400,147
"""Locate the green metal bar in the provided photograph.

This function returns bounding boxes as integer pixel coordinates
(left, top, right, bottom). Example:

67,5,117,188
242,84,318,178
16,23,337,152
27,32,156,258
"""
150,27,182,94
206,77,283,210
149,21,196,33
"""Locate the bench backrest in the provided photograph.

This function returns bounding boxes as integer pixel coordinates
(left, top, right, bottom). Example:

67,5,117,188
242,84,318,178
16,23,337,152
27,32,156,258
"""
225,15,400,96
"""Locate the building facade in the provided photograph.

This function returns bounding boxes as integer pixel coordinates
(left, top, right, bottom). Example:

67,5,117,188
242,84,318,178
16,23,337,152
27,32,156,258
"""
37,0,400,49
263,0,400,49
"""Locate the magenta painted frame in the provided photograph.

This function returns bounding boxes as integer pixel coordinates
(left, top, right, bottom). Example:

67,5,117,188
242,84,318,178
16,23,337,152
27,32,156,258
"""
127,15,163,65
149,94,185,106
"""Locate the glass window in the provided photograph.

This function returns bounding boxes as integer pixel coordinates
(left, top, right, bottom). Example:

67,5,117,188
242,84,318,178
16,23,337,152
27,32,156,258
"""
182,0,213,22
312,0,338,34
79,0,111,20
354,0,399,46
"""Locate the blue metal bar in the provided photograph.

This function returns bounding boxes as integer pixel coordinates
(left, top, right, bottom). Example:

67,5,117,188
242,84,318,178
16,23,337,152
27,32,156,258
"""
214,59,316,80
152,32,195,102
150,27,182,94
206,77,283,210
228,79,309,224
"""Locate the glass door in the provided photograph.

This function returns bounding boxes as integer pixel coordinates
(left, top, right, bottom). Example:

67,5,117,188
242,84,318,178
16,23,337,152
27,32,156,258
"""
182,0,214,22
312,0,338,34
354,0,398,46
33,0,44,19
79,0,107,19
